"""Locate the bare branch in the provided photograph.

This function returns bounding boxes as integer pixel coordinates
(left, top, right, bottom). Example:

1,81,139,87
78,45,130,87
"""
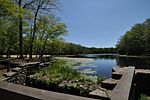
23,0,37,8
14,0,19,4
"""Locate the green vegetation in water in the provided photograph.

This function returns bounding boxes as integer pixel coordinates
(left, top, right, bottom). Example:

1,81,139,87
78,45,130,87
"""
27,59,106,96
35,59,103,83
139,94,149,100
36,59,81,81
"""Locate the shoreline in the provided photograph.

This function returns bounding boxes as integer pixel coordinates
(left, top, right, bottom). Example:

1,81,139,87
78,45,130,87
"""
55,57,94,63
1,54,150,59
118,55,150,58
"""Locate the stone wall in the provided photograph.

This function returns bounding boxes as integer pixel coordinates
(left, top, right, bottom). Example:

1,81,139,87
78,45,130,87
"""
4,62,51,85
7,67,27,85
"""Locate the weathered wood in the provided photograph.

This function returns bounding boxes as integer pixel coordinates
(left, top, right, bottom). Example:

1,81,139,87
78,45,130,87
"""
101,78,118,90
0,81,99,100
111,67,135,100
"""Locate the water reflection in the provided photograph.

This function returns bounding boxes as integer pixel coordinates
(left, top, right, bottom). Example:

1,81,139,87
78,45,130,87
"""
81,54,117,60
77,54,117,78
116,56,150,69
77,54,150,78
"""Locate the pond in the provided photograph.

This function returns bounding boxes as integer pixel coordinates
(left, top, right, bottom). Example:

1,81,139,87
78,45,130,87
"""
76,54,150,78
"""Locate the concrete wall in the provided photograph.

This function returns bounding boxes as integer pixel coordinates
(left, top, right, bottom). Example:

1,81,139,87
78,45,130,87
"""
0,81,98,100
111,67,135,100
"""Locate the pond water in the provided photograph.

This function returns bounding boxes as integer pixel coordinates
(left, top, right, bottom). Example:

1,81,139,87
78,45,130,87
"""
76,54,150,78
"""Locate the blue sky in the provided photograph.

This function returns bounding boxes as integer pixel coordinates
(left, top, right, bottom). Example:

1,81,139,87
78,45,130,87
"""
56,0,150,48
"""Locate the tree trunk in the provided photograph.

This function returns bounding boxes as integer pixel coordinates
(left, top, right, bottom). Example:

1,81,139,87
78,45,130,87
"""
6,47,10,58
19,0,23,59
29,5,40,59
7,59,11,72
40,36,48,60
50,41,54,61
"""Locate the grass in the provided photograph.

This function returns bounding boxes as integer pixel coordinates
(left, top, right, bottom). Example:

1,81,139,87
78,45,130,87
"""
34,59,105,84
35,59,81,81
139,94,149,100
27,59,106,96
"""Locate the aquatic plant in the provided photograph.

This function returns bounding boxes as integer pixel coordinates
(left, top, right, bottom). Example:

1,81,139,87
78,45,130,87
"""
27,59,105,96
35,59,81,81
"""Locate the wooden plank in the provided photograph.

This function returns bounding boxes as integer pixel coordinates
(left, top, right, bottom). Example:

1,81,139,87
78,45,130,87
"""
0,81,99,100
111,67,135,100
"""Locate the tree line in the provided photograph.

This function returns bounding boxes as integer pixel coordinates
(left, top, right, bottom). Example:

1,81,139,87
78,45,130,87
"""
0,0,67,58
0,0,116,58
46,42,117,55
116,18,150,56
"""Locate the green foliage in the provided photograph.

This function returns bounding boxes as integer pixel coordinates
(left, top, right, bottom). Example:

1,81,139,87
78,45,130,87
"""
116,18,150,56
36,59,81,81
0,0,117,57
0,0,19,17
97,76,106,85
0,0,20,55
34,59,104,85
139,94,149,100
27,59,105,96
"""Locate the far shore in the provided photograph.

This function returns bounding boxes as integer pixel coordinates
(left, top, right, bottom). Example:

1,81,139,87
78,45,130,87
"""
118,55,150,58
1,54,150,59
55,57,94,63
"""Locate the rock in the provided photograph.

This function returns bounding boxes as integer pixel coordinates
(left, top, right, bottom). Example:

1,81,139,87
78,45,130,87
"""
39,63,45,68
28,74,36,78
3,72,16,77
44,62,51,66
89,89,109,99
0,77,8,81
19,62,40,67
12,67,22,72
